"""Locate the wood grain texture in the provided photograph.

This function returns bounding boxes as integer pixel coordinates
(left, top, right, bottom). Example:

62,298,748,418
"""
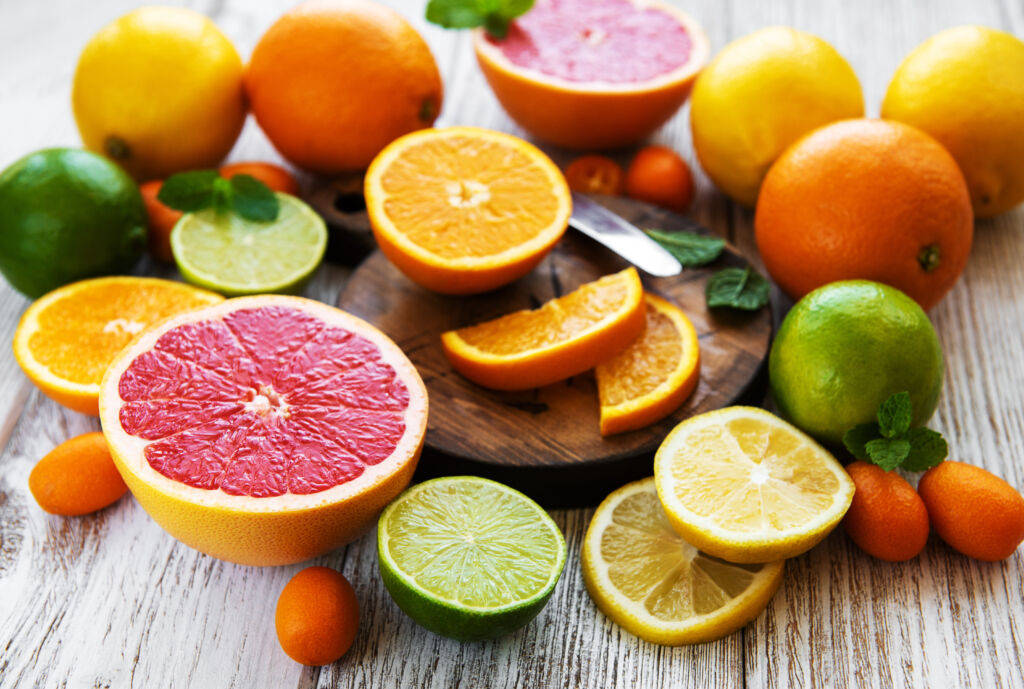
0,0,1022,688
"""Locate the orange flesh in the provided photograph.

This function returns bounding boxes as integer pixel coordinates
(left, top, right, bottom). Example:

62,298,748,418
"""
598,301,681,405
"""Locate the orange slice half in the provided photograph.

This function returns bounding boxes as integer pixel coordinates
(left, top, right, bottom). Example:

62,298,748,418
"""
365,126,572,294
441,267,645,390
596,293,700,435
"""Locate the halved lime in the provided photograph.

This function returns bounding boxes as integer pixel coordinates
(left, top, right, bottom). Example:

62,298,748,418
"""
377,476,566,641
170,193,327,296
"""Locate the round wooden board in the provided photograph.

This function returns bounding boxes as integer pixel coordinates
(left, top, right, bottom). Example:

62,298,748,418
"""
337,196,772,506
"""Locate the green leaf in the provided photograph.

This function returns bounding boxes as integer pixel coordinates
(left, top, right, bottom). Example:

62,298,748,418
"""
705,267,770,311
842,422,880,459
865,437,912,471
877,391,912,438
901,427,948,472
497,0,534,19
157,170,219,212
426,0,486,28
483,12,510,38
645,229,725,267
229,174,279,222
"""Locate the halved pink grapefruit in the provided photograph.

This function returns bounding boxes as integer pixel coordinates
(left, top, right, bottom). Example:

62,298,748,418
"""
474,0,710,150
98,295,428,566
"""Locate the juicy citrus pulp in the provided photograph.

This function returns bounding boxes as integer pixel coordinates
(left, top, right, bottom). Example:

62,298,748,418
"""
582,477,783,645
13,276,222,415
441,267,645,390
99,295,428,565
171,193,327,296
596,293,700,435
654,407,854,563
364,127,571,294
377,476,566,641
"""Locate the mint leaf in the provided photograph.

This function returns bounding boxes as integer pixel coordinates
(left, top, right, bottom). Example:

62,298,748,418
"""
497,0,533,18
865,437,911,471
426,0,533,38
230,174,279,222
842,422,880,459
877,391,912,438
705,267,770,311
902,428,948,472
646,229,725,267
157,170,219,212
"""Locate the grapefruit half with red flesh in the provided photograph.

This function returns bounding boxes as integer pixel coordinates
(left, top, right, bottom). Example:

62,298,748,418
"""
99,295,428,566
474,0,710,149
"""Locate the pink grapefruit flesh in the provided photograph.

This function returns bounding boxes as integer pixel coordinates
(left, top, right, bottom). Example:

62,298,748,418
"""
100,295,428,566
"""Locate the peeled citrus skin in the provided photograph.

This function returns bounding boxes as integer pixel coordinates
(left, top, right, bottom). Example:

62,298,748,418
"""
881,26,1024,217
276,567,359,665
769,281,944,447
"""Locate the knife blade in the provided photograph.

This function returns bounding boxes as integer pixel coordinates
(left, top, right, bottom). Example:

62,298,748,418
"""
569,193,683,277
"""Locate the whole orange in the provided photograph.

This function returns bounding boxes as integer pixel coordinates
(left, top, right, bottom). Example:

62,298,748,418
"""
220,161,299,195
276,566,359,665
625,146,694,213
755,119,973,311
245,0,443,174
139,180,182,263
918,461,1024,561
842,461,929,562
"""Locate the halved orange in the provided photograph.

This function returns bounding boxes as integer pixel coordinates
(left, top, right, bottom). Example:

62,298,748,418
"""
441,267,645,390
13,277,223,415
364,126,572,294
596,294,700,436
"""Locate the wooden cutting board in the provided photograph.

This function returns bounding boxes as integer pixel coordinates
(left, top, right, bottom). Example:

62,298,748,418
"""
336,196,772,506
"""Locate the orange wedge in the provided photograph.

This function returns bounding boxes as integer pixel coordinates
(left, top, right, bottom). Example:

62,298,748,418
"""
13,277,223,415
441,267,645,390
596,294,700,435
364,126,572,294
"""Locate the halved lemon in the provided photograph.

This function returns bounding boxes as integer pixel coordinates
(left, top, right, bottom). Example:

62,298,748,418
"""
654,407,854,563
582,477,783,645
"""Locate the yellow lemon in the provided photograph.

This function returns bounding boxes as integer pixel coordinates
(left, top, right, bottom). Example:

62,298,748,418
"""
689,27,864,206
72,7,246,180
882,26,1024,218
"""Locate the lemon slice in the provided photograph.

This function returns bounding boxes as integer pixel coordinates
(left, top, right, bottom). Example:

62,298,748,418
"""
654,406,854,563
582,477,783,645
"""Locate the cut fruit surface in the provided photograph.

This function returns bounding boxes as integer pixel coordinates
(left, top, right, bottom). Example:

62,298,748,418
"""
441,267,645,390
654,407,854,563
596,293,700,435
474,0,709,149
364,127,571,294
171,193,327,296
99,295,428,565
582,478,783,645
13,276,223,415
377,476,566,641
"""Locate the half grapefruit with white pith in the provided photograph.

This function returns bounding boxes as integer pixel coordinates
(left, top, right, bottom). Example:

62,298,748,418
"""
99,295,428,566
474,0,710,149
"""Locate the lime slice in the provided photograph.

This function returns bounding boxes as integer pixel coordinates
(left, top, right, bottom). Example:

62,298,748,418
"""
171,193,327,296
377,476,566,641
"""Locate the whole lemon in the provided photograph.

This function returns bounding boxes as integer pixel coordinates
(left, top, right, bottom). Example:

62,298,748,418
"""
689,27,864,206
72,7,246,180
881,26,1024,217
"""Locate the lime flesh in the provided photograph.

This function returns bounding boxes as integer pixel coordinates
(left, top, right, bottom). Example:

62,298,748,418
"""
377,476,566,641
170,193,327,296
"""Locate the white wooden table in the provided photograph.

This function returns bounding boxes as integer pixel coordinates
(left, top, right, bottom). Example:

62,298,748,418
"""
2,1,1023,687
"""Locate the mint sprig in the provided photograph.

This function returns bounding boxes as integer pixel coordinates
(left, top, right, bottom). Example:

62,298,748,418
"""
705,266,770,311
646,229,725,268
842,391,948,471
426,0,534,39
157,170,280,222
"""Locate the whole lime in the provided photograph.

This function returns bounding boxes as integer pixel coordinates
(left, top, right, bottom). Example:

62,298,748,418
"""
0,148,147,298
769,280,943,446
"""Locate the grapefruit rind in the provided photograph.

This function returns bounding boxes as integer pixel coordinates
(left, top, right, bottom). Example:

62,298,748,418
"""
99,295,428,566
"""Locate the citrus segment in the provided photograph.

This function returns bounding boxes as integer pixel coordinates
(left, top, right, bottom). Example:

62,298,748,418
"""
99,295,427,565
365,127,571,294
378,476,566,640
582,478,783,645
13,277,223,415
654,407,854,563
474,0,709,149
596,294,700,435
441,267,645,390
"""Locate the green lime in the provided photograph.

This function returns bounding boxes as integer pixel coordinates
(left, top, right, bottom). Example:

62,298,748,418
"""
0,148,146,298
377,476,566,641
770,280,943,446
170,193,327,296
